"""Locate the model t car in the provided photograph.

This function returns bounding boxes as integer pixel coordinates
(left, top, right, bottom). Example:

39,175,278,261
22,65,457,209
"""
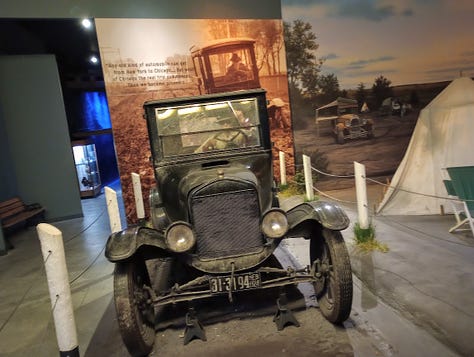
316,97,374,144
105,89,353,356
190,38,261,94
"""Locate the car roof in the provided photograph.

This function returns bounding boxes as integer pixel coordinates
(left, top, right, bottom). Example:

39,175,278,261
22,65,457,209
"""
190,37,255,55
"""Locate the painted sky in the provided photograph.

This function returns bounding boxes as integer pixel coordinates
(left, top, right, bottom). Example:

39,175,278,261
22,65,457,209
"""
282,0,474,89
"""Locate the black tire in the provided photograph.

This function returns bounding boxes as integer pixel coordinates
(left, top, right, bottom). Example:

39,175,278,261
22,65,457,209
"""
114,260,155,356
310,228,353,324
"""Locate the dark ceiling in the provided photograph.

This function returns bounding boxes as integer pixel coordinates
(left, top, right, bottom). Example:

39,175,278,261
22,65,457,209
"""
0,18,103,87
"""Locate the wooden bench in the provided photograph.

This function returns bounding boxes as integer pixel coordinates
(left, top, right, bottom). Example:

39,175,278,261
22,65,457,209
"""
0,197,45,231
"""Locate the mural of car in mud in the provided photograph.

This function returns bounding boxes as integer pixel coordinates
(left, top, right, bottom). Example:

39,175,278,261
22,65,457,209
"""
190,38,261,94
316,97,374,144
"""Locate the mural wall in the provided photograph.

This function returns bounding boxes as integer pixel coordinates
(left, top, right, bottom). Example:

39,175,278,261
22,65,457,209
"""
280,1,474,194
95,18,294,223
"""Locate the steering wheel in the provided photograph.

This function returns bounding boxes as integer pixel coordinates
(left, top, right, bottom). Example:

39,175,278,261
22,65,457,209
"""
195,130,248,152
214,130,247,146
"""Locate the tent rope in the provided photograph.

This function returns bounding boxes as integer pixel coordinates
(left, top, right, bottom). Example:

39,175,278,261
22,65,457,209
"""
365,176,474,202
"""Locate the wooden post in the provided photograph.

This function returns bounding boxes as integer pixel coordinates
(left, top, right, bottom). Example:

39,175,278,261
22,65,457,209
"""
303,154,314,201
354,161,369,229
37,223,79,357
131,172,145,221
105,186,122,233
279,151,287,186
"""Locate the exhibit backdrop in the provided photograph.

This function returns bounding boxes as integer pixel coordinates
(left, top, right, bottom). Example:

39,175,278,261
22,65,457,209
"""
280,1,474,205
95,18,294,223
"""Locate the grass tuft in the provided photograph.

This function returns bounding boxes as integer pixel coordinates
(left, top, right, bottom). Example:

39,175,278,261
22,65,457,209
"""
353,222,389,253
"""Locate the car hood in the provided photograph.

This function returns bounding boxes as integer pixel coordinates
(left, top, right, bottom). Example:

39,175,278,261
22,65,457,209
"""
178,163,259,200
155,152,273,222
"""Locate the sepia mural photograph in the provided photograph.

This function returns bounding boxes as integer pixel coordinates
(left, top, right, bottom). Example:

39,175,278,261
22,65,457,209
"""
95,18,294,223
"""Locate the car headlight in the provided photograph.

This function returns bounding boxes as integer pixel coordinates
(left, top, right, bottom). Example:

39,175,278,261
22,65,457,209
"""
261,209,288,238
165,222,196,253
345,120,351,127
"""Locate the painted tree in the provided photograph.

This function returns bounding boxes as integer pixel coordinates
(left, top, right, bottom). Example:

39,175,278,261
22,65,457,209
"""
356,82,367,110
247,20,285,75
372,75,393,108
317,73,340,104
283,20,323,95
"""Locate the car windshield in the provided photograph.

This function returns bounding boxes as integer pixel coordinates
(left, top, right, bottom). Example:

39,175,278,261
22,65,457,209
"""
154,97,261,157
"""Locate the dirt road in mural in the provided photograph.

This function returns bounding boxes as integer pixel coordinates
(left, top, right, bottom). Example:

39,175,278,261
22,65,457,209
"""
293,110,419,196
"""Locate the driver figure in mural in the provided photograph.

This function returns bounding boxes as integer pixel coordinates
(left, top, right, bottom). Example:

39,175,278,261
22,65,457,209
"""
225,53,250,82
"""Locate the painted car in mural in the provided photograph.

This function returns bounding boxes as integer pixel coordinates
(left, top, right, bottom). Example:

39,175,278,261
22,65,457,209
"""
105,89,353,356
190,38,261,94
316,97,374,144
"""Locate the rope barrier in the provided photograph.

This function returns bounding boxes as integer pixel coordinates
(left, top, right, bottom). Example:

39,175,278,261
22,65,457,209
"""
312,185,357,204
0,206,107,337
307,161,473,203
64,206,107,243
311,166,355,178
69,245,107,285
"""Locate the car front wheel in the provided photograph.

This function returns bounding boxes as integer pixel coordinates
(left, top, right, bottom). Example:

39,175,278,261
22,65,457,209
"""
114,260,155,356
310,228,353,324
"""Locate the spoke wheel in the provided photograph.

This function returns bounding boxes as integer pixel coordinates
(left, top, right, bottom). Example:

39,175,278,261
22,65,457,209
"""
310,228,353,324
114,260,155,356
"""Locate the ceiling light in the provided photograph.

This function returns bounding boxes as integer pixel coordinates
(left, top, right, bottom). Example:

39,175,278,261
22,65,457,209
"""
81,19,92,29
89,56,99,64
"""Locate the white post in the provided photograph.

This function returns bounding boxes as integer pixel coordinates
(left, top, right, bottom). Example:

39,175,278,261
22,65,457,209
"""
105,186,122,233
131,172,145,220
354,161,369,229
37,223,79,357
303,154,314,201
279,151,287,186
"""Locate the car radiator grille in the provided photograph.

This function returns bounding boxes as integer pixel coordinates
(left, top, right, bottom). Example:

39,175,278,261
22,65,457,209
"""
191,188,263,259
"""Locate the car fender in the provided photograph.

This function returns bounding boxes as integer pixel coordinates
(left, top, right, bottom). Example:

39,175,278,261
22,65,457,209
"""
105,226,169,262
286,201,350,237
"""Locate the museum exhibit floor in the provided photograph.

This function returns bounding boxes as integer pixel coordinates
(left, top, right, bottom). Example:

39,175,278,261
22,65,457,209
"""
0,184,473,356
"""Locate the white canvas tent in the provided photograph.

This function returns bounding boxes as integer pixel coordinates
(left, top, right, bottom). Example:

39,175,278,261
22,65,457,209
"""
377,77,474,215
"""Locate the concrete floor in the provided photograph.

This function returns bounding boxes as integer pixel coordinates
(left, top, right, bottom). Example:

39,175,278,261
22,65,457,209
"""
0,184,473,356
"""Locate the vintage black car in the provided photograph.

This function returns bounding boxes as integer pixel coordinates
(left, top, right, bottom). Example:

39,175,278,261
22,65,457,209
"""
105,89,353,356
316,97,374,144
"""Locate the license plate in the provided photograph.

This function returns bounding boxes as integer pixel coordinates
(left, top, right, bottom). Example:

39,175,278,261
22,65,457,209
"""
209,272,261,294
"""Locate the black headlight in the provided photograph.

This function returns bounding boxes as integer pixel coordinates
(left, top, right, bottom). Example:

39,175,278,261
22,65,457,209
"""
261,209,288,238
165,222,196,252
